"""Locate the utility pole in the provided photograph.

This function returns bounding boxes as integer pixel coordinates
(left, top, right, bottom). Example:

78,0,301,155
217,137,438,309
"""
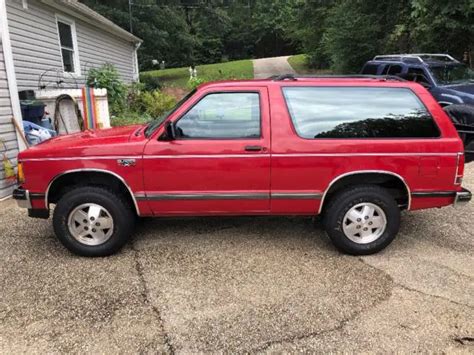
129,0,133,34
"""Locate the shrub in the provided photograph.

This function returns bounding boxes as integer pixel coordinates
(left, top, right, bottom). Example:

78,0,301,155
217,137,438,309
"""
87,64,127,114
187,77,206,90
110,111,152,127
133,90,177,118
140,75,162,91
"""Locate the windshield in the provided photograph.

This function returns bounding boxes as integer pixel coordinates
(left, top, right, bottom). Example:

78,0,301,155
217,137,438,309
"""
144,89,197,138
429,64,474,85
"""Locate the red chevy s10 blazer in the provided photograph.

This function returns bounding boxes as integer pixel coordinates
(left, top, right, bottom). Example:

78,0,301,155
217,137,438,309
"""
13,75,472,257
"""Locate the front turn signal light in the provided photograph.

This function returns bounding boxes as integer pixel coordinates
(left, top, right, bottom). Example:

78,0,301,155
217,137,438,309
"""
17,162,25,184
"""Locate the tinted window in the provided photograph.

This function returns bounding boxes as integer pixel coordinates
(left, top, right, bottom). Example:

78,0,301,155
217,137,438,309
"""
387,65,402,75
406,67,430,84
283,87,439,139
175,92,260,139
362,64,378,75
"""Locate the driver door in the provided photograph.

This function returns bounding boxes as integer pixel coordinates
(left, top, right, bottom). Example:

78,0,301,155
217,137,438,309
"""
142,87,271,216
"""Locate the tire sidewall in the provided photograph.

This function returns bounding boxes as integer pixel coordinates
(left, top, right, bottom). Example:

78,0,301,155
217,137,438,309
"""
325,189,400,255
53,188,133,257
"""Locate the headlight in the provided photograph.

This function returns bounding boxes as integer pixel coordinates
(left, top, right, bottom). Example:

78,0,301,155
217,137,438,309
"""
17,162,25,184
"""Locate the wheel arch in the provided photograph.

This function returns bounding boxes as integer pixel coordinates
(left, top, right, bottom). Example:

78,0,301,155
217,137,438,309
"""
45,169,140,215
319,170,411,214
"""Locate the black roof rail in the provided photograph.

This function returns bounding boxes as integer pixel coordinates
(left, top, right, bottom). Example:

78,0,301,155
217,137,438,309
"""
270,74,298,81
271,74,406,82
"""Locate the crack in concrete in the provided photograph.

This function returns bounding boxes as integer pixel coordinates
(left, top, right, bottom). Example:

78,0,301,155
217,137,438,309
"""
249,316,354,353
359,258,474,310
394,284,473,309
249,286,392,353
131,243,176,354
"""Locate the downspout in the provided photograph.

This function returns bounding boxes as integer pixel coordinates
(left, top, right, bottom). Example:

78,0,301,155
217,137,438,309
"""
0,0,26,151
134,41,142,82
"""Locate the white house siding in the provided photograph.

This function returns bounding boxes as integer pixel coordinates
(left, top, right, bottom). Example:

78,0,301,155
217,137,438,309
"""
0,45,19,199
6,0,137,92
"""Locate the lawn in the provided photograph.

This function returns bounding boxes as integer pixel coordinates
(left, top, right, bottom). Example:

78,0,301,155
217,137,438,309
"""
287,54,332,75
141,59,254,89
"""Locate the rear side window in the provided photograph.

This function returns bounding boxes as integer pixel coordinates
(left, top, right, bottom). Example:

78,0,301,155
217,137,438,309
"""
362,64,378,75
387,65,403,75
282,87,440,139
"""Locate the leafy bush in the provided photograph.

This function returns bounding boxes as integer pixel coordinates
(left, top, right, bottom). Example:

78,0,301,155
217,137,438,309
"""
130,90,177,118
87,64,127,114
110,110,152,127
187,77,206,90
140,75,162,91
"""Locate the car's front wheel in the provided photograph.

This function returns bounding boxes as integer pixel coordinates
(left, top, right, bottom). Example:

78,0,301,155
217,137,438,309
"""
53,186,135,257
323,185,400,255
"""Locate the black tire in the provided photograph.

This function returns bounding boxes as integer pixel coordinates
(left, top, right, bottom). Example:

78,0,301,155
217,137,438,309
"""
323,185,400,255
53,186,135,257
444,104,474,163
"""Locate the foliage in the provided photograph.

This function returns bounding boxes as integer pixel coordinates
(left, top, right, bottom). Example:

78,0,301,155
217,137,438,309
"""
86,63,127,114
187,77,206,90
292,0,473,72
140,75,162,91
130,90,177,118
141,59,254,89
110,110,151,127
322,1,381,73
287,54,332,75
80,0,300,69
81,0,473,74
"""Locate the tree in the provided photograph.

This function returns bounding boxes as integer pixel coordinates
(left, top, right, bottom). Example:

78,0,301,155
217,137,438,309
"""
322,1,381,73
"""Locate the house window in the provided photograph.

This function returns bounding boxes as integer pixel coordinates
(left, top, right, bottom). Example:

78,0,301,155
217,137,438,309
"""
56,17,80,75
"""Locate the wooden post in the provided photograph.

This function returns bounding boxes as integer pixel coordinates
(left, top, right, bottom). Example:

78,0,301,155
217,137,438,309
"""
11,117,29,148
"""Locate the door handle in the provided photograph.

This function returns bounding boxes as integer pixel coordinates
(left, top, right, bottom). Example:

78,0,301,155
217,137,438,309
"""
245,145,263,152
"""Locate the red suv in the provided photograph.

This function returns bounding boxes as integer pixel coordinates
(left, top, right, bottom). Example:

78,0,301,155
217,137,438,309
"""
13,75,471,257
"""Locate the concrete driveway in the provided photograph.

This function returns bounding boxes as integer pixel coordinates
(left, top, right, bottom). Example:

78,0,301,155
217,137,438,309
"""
1,166,473,353
253,56,295,79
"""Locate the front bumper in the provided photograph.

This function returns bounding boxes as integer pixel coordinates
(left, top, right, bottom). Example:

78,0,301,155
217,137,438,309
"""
12,188,50,219
12,188,31,209
454,188,472,207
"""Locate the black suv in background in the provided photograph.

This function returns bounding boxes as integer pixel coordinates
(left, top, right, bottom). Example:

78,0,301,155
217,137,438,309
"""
362,54,474,160
362,54,474,106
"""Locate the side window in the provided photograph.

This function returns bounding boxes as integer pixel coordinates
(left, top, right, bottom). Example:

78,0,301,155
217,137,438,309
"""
282,87,440,139
380,65,390,75
387,65,403,75
406,67,429,84
362,64,378,75
56,17,80,75
175,92,261,139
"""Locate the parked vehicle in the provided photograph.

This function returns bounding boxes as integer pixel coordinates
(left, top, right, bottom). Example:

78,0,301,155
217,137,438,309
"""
14,75,472,257
361,54,474,107
362,54,474,161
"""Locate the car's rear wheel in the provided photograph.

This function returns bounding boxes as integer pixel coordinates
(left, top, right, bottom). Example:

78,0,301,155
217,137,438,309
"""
323,185,400,255
53,186,134,257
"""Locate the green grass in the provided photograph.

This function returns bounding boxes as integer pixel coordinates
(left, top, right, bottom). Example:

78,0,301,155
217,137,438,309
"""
288,54,332,75
141,59,254,89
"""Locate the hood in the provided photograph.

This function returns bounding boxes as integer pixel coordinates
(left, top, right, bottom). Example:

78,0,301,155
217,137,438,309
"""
19,125,145,160
440,83,474,104
443,83,474,96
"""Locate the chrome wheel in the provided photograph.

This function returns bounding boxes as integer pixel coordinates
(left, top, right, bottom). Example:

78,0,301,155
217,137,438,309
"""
67,203,114,246
342,202,387,244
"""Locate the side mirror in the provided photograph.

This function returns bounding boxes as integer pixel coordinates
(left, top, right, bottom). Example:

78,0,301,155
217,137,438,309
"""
159,121,176,141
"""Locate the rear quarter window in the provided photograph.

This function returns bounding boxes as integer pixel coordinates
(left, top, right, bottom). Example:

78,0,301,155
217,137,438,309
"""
362,64,379,75
282,87,440,139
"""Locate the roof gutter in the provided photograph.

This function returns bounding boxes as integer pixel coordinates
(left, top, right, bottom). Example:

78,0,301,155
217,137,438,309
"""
39,0,142,44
